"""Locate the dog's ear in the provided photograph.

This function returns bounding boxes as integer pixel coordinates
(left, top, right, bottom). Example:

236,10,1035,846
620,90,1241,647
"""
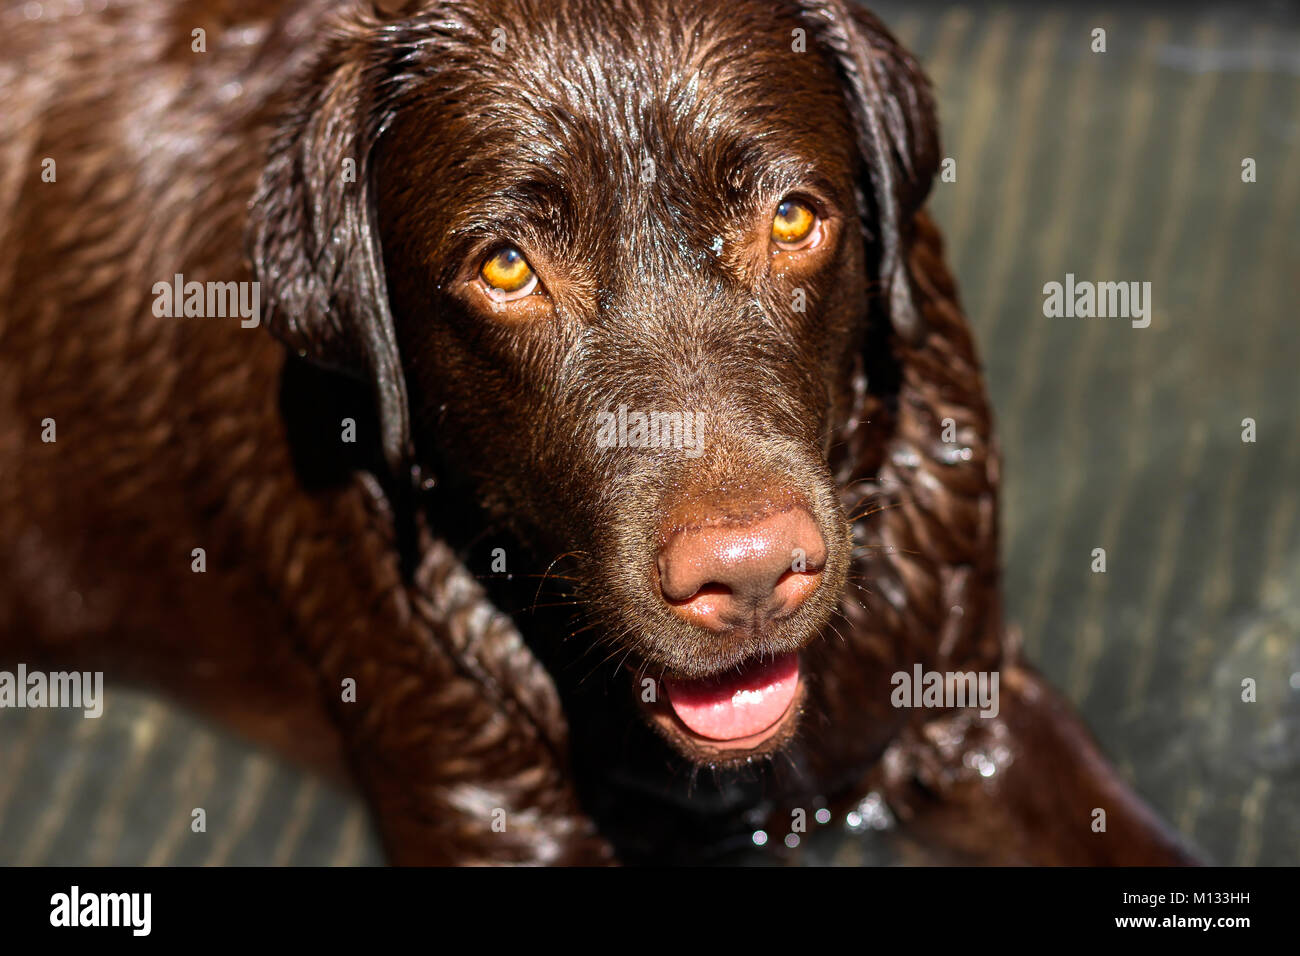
247,20,412,478
798,1,940,344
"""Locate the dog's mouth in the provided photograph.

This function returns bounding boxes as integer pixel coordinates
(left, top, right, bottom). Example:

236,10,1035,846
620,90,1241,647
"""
636,652,803,756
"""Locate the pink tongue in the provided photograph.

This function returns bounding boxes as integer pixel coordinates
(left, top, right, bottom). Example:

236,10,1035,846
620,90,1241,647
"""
664,654,799,741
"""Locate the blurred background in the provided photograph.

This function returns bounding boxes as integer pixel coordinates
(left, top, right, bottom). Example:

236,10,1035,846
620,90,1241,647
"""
1,0,1297,866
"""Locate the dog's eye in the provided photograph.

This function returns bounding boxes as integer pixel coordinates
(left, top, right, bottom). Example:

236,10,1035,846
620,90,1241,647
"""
480,246,538,299
771,198,818,249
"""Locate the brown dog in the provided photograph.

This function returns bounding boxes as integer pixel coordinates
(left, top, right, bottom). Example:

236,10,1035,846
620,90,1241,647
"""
0,0,1195,864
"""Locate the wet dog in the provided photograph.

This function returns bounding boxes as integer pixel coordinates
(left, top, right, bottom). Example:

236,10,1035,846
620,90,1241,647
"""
0,0,1196,864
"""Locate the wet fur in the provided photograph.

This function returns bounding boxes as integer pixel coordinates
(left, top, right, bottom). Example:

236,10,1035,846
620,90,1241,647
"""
0,0,1195,864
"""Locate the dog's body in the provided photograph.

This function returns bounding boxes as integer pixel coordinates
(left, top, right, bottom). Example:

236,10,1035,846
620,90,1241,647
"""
0,0,1194,864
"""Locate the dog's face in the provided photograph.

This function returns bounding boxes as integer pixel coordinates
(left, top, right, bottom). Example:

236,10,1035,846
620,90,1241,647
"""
251,0,937,766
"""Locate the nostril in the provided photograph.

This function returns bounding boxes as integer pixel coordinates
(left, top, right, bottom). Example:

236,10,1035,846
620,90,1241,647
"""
657,551,717,604
663,581,732,607
773,565,823,612
775,566,819,589
663,583,732,630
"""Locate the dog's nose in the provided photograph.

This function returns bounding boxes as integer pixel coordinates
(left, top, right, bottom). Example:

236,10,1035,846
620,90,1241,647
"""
657,506,826,629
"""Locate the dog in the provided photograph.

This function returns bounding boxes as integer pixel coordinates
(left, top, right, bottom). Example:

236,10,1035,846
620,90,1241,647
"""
0,0,1197,864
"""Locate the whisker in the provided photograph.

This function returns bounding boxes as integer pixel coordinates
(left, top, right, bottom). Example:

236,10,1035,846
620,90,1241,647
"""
850,544,917,558
566,621,601,640
847,501,903,523
532,551,589,611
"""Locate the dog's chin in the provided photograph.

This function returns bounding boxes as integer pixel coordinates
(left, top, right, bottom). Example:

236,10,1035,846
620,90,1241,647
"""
633,651,806,766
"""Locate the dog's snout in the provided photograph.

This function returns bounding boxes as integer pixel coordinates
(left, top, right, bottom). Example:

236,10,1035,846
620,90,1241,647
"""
657,504,826,630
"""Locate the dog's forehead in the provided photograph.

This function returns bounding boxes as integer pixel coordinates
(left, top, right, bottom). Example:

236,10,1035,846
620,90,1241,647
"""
416,0,857,192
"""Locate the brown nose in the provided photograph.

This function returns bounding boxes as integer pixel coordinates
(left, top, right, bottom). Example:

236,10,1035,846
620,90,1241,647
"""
657,506,826,630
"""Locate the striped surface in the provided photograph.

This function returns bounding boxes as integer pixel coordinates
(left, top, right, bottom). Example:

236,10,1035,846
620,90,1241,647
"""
2,1,1297,866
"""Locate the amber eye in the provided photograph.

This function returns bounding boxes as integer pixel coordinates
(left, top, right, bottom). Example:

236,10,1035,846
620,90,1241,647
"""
771,197,818,248
480,246,537,299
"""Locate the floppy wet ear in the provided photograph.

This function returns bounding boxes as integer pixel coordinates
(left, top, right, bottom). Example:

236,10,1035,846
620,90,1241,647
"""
797,1,940,344
247,24,412,477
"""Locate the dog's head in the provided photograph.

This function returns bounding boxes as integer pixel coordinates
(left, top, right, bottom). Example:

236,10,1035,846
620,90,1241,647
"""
250,0,938,765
